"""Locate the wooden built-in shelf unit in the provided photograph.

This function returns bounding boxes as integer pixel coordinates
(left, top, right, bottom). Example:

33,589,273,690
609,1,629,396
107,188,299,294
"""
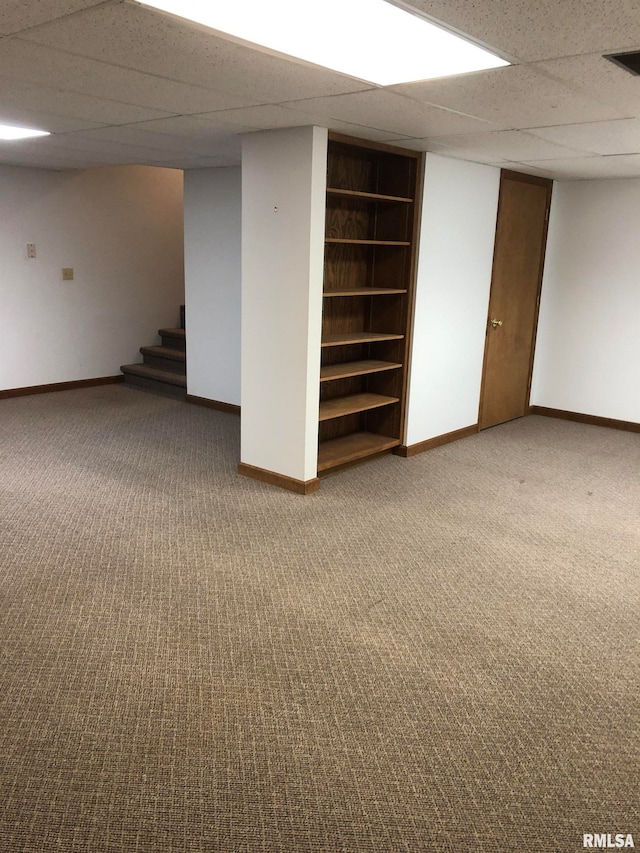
319,133,421,474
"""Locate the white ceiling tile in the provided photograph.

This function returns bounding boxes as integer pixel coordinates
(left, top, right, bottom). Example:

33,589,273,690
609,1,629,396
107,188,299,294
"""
0,102,103,134
21,3,371,101
64,125,233,157
0,122,240,170
148,156,238,169
189,104,415,143
0,77,172,125
131,114,258,136
0,38,261,114
497,161,559,179
295,122,408,144
304,119,403,142
120,116,251,145
415,129,588,162
527,119,640,156
0,0,104,35
104,118,245,160
376,138,433,151
0,145,129,169
3,0,640,173
391,65,627,130
196,104,318,131
517,154,640,179
386,137,509,164
536,53,640,118
7,132,184,162
0,133,195,165
285,89,494,138
402,0,640,62
37,118,247,166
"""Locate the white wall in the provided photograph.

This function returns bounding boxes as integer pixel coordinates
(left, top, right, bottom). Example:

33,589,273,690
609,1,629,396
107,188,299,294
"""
241,126,327,483
184,167,241,406
405,154,500,446
531,179,640,423
1,164,184,390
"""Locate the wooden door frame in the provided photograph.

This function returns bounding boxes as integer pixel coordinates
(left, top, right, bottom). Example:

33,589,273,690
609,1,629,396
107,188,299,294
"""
478,169,553,429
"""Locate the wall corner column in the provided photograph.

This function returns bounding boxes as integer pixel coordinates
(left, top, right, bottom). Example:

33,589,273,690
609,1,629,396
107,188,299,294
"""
240,126,328,492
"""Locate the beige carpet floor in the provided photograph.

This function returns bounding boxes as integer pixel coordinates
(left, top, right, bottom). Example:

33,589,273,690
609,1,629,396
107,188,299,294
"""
0,384,638,852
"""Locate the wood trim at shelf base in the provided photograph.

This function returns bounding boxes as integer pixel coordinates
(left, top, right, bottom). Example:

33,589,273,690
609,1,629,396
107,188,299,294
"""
318,432,399,472
318,449,395,479
0,375,124,400
395,424,479,457
528,406,640,433
186,394,241,416
238,463,320,495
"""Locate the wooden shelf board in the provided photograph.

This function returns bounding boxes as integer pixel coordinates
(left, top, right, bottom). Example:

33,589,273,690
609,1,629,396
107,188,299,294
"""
323,288,407,297
325,238,411,246
318,432,400,472
322,331,404,347
319,392,399,421
326,187,413,204
320,359,402,382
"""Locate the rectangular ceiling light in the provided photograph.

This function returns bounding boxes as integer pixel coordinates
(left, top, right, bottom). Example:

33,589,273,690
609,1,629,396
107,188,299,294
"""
0,124,50,140
133,0,509,85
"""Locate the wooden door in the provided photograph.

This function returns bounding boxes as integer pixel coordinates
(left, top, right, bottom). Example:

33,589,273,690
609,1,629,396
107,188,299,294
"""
479,170,552,430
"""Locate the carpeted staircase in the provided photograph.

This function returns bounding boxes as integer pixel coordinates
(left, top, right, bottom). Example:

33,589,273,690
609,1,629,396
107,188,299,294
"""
120,306,186,397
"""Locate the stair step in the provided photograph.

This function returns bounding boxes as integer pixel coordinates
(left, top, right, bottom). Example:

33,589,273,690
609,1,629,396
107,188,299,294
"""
159,328,185,339
121,363,187,388
121,374,186,399
140,345,186,374
141,345,185,362
159,327,186,352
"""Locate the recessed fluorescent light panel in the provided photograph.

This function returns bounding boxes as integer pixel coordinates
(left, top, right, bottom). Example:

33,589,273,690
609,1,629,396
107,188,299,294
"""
134,0,509,85
0,124,50,140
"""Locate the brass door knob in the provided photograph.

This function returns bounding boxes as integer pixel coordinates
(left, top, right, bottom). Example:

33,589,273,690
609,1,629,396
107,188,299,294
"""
490,319,503,328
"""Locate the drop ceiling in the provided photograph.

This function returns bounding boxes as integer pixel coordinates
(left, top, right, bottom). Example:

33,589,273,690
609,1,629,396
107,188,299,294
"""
1,0,640,178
